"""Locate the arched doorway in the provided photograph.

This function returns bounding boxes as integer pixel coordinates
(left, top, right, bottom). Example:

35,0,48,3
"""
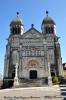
30,70,37,79
51,72,55,76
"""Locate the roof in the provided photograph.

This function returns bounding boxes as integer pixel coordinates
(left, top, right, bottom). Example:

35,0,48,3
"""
21,25,42,39
10,12,23,26
42,15,56,25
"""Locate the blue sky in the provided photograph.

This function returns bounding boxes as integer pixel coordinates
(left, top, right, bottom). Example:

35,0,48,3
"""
0,0,66,74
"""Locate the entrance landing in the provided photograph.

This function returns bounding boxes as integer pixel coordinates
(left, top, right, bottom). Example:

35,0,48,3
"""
0,86,62,100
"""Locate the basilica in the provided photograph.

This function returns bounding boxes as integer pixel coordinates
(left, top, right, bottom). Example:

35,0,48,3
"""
3,11,63,88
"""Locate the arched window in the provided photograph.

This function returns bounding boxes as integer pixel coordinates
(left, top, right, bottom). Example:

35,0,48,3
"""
15,27,17,34
11,26,21,34
50,27,54,33
18,27,21,34
12,27,15,34
45,27,54,34
45,27,50,33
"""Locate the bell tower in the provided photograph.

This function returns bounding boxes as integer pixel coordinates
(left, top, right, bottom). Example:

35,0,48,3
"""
41,11,56,34
10,12,24,35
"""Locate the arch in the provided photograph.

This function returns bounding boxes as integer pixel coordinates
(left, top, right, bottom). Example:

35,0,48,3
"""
27,60,39,67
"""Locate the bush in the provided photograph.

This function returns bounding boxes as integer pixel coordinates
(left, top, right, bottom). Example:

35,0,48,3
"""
52,76,59,84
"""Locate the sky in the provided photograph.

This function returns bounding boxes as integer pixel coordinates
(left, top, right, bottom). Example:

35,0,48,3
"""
0,0,66,75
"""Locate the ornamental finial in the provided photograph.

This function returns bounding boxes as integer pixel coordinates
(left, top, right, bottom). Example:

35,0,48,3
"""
46,10,49,16
17,12,19,16
31,24,34,28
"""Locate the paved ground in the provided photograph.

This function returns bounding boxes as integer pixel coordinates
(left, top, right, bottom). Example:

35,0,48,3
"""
0,85,66,100
60,85,66,100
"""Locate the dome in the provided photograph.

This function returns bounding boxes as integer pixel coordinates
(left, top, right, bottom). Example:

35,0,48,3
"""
42,11,56,25
10,12,23,26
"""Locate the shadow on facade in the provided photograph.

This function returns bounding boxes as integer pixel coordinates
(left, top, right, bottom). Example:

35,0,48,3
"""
2,72,15,89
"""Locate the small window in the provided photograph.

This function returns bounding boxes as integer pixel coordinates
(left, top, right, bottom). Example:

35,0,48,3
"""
37,50,41,56
18,27,21,34
15,27,17,34
50,27,54,33
45,27,50,33
12,27,15,34
45,27,54,34
27,50,29,56
10,27,13,34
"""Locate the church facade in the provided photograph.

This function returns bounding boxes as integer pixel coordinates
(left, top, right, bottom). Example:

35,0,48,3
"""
3,12,63,87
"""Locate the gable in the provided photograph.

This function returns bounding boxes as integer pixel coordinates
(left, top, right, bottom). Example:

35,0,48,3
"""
22,28,42,38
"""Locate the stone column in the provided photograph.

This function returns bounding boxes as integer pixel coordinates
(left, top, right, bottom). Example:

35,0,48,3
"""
19,45,22,78
14,63,19,87
43,39,48,76
58,58,64,77
48,62,52,86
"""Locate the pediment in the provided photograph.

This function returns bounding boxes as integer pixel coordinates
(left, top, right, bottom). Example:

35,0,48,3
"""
22,28,42,38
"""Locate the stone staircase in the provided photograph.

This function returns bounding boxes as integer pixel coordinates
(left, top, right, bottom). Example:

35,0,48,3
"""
17,78,47,87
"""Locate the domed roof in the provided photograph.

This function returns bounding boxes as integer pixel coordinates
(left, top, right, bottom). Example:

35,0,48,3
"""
10,12,23,26
42,11,56,25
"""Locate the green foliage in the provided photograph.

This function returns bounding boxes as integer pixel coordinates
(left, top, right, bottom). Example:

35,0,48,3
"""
52,76,59,84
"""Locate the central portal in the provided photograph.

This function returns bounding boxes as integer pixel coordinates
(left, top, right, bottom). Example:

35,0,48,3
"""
30,70,37,79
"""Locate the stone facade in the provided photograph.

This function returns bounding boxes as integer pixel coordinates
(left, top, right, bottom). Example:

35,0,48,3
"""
3,12,63,88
